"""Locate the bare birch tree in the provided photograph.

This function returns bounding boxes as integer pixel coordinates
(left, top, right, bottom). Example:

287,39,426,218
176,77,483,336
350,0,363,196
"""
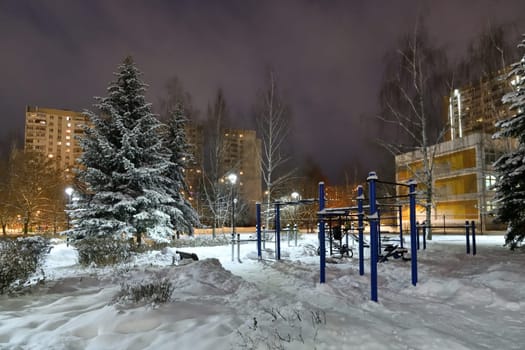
201,89,235,237
255,68,293,229
378,19,450,239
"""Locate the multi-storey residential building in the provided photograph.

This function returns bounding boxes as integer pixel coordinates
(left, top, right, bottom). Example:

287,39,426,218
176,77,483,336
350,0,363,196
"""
396,68,518,232
24,106,88,178
184,122,204,203
396,132,515,231
221,128,262,223
446,67,514,140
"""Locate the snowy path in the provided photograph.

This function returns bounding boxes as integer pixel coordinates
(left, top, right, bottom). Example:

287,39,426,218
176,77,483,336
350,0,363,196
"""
1,235,524,349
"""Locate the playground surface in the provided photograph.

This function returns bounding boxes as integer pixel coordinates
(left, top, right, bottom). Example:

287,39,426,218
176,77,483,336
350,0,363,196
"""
0,234,523,349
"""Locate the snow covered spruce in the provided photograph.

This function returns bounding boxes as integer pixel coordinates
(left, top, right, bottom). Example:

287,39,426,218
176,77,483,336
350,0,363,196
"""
67,57,198,265
493,34,525,249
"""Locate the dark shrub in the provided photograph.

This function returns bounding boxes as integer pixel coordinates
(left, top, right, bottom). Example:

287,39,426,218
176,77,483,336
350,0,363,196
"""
73,237,132,267
115,278,173,304
0,236,50,294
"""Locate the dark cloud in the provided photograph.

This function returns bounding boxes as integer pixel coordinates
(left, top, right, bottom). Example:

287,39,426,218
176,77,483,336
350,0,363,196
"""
1,0,525,182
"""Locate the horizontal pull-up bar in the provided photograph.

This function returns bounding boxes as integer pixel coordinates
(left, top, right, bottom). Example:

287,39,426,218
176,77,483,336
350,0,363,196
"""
376,179,412,187
273,198,318,205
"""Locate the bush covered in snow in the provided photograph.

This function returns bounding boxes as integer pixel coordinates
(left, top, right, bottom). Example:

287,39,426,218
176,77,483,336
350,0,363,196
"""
115,278,173,305
0,236,50,294
171,235,231,248
74,237,132,266
130,235,231,254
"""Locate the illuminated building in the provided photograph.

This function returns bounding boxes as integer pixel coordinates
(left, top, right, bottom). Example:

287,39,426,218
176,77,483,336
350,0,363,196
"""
184,122,204,207
24,106,88,178
221,128,262,222
446,67,514,141
396,133,515,231
172,123,263,225
396,68,518,232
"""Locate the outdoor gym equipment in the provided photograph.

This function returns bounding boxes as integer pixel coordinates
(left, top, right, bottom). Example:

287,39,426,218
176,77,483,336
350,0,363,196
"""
316,214,356,259
253,173,420,303
255,198,317,261
415,220,477,255
318,173,419,302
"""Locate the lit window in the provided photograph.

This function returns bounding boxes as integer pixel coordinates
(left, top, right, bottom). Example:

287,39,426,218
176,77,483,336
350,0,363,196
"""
48,154,54,158
485,175,496,189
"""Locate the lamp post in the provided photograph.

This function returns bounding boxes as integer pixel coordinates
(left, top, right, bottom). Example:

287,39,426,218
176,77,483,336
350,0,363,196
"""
228,173,238,233
65,187,73,230
228,173,238,262
291,191,300,222
290,192,300,244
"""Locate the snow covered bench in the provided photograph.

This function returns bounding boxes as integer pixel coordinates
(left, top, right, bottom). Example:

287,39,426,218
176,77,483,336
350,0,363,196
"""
161,247,199,265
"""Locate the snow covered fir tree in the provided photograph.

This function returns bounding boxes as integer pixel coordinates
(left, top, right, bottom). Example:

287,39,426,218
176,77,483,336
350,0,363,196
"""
69,56,198,245
162,101,199,235
493,35,525,250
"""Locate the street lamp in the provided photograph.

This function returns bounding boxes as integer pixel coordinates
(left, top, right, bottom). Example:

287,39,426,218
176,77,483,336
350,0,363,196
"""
228,173,238,262
290,191,300,230
228,173,238,233
65,187,73,230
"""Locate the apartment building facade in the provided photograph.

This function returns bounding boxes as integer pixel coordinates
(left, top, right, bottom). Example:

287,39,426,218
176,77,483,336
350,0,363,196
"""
446,67,517,140
24,106,88,178
221,128,262,223
396,133,514,231
396,68,517,232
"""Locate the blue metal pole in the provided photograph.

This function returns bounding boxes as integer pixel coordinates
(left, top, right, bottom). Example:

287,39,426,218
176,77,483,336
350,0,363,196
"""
416,221,420,250
256,202,262,260
377,208,382,258
367,171,379,302
423,221,427,250
465,220,470,255
408,179,418,286
275,203,281,260
357,185,365,276
471,221,477,256
319,182,326,284
398,205,403,248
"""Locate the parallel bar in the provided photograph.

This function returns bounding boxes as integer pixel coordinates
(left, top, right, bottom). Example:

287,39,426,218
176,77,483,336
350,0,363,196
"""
471,221,477,256
408,179,418,286
398,205,404,249
357,185,365,276
256,202,262,260
465,220,471,255
319,182,326,284
368,172,379,302
275,203,281,260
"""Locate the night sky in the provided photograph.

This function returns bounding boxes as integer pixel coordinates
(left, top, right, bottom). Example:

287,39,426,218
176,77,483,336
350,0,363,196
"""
1,0,525,184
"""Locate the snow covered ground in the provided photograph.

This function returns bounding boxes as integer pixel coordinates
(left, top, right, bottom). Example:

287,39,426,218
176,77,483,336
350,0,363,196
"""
0,234,523,349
